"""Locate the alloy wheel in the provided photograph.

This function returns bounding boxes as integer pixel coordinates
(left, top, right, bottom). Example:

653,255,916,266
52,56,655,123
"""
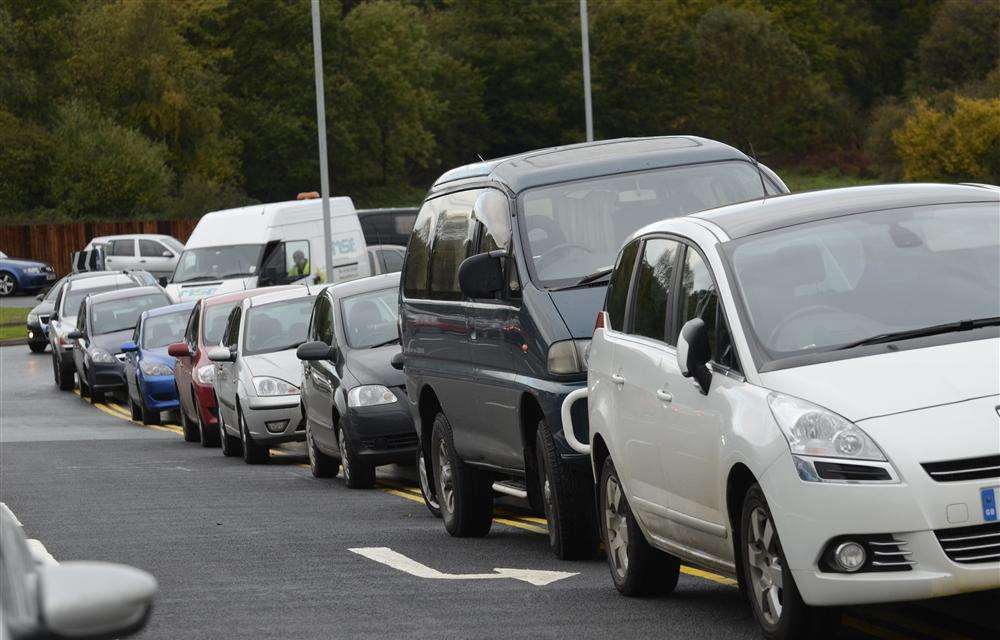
306,425,318,472
436,438,455,514
338,429,351,483
746,506,784,626
0,274,14,296
604,475,629,579
418,451,438,510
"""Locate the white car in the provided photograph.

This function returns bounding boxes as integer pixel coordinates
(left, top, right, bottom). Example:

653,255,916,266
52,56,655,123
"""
571,184,1000,639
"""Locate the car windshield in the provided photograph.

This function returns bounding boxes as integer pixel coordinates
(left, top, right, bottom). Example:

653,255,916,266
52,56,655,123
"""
91,293,170,335
243,297,314,355
63,282,131,319
203,302,240,345
340,288,399,348
142,310,190,349
520,161,774,287
723,202,1000,365
172,245,263,284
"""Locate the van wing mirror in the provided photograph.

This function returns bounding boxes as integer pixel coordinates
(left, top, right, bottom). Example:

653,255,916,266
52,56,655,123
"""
39,561,157,640
677,318,712,394
458,251,504,299
296,340,336,361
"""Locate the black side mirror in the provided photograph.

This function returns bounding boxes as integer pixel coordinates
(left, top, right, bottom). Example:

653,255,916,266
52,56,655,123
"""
677,318,712,394
296,340,337,361
67,330,82,340
390,351,404,370
458,251,504,299
157,276,169,287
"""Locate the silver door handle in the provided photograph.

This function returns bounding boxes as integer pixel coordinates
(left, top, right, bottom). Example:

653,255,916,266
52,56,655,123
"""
656,389,673,403
611,373,625,385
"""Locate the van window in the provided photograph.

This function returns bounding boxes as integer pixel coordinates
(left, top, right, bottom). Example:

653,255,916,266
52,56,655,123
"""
631,238,680,342
259,240,311,286
429,191,478,300
173,245,263,284
606,240,640,331
473,190,511,252
403,202,434,298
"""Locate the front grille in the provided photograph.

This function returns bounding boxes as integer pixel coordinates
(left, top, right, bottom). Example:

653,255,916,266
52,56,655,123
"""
820,534,913,572
936,522,1000,563
38,315,50,325
360,432,418,451
815,461,892,482
922,455,1000,482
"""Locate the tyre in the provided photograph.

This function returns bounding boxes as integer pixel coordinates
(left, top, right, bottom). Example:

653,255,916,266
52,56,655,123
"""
0,271,17,297
535,422,599,560
140,397,160,426
219,409,241,457
431,412,492,537
179,402,199,442
338,426,374,489
85,371,103,404
127,391,141,421
417,446,441,518
197,395,219,447
598,458,680,596
28,342,46,354
55,354,74,391
740,484,834,640
306,421,339,478
239,406,269,464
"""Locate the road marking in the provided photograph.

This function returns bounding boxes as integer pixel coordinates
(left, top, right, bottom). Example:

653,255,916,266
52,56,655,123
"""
350,546,578,586
679,565,737,587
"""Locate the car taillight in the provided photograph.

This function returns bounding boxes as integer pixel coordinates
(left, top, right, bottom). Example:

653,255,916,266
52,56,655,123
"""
594,311,606,332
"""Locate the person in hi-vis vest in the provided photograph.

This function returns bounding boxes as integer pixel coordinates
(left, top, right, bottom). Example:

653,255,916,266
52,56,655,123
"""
288,250,310,278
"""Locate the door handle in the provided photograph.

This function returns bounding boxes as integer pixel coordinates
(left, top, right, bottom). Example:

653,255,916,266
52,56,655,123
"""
611,373,626,385
656,389,673,403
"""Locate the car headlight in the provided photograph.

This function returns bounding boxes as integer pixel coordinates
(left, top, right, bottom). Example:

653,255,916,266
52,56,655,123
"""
193,364,215,385
88,348,116,364
348,385,397,407
547,339,591,375
140,360,173,376
252,376,298,396
767,393,886,461
23,267,41,274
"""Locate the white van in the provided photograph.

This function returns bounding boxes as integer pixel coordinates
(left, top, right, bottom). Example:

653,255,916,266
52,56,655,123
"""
165,197,369,302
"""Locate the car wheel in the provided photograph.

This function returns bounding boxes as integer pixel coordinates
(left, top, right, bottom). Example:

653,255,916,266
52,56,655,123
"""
55,354,74,391
431,412,492,537
140,396,160,426
306,421,339,478
178,401,199,443
338,426,374,489
127,391,141,421
219,409,241,457
417,446,441,518
86,371,104,404
741,484,831,639
0,271,17,297
535,422,599,560
240,406,269,464
196,395,219,447
28,342,46,354
599,457,680,596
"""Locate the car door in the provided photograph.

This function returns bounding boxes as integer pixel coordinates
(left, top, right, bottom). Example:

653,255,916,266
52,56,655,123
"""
138,239,176,278
174,302,198,419
103,238,137,272
610,237,682,539
124,323,141,400
214,306,241,427
72,301,90,378
303,294,338,450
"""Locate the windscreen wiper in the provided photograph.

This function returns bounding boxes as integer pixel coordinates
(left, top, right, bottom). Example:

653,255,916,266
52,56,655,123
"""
369,337,400,349
174,275,220,284
549,266,614,291
837,316,1000,350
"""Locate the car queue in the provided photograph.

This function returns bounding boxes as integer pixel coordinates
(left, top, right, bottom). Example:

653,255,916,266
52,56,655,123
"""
19,136,999,640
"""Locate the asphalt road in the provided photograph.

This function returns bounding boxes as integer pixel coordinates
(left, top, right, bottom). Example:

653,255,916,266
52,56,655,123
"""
1,345,997,640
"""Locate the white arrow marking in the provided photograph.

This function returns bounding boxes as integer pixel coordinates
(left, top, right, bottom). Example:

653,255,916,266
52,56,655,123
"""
349,547,577,586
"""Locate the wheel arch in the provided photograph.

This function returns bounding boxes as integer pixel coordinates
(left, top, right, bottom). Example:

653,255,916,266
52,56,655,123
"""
726,462,759,595
417,384,441,455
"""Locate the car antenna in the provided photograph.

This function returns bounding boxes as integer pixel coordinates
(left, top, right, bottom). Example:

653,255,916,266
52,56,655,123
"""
476,153,485,162
746,141,768,201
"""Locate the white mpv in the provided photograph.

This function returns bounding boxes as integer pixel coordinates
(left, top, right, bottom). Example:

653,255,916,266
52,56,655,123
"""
570,184,999,639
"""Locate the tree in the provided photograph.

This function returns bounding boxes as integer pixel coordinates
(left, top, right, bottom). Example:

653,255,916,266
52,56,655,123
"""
894,96,1000,182
912,0,1000,94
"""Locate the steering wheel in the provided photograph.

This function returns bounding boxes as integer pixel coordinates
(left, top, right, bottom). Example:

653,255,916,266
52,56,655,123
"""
535,243,596,272
767,305,845,347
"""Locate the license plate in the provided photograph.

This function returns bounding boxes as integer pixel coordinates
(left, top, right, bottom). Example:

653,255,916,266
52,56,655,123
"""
46,273,56,281
982,486,999,522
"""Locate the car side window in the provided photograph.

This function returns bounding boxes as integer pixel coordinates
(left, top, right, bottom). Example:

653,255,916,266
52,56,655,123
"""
606,240,640,332
381,249,404,274
428,191,478,301
77,303,87,336
402,201,434,299
222,307,241,349
629,238,680,342
187,304,200,348
674,245,740,373
108,239,135,257
139,240,170,258
311,295,334,345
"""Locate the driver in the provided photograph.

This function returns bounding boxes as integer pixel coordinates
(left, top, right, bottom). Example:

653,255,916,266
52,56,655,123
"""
288,250,310,277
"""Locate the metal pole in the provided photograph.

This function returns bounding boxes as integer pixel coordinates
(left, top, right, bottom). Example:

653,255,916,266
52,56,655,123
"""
579,0,594,142
311,0,334,283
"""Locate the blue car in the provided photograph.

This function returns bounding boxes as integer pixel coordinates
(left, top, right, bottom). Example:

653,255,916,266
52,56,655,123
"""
121,302,195,424
0,250,56,297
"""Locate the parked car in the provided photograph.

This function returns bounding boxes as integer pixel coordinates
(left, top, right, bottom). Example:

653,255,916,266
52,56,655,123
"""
48,271,155,391
165,195,369,303
25,276,68,353
357,207,418,246
85,234,184,280
577,183,999,639
1,507,157,640
168,286,299,444
0,250,56,297
399,136,787,559
297,273,417,488
206,287,316,463
69,286,171,403
366,244,406,275
121,302,195,425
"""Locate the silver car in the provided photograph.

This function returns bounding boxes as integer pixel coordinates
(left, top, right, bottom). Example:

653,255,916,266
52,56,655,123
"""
207,287,316,463
85,234,184,280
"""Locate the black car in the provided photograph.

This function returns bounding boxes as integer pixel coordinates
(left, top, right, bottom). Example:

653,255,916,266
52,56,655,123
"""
69,286,171,403
297,272,417,489
398,136,789,559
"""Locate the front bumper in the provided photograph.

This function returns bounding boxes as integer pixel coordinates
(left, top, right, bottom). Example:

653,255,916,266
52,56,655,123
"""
342,395,417,465
243,393,305,445
26,321,48,344
193,381,219,427
138,373,179,411
19,272,56,291
90,360,126,393
533,377,591,466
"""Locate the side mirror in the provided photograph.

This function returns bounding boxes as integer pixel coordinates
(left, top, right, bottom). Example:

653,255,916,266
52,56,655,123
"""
121,341,138,353
677,318,712,394
205,346,235,363
390,351,404,370
296,340,337,361
38,561,157,640
157,276,169,287
67,330,82,340
167,342,190,358
458,251,504,299
162,251,173,258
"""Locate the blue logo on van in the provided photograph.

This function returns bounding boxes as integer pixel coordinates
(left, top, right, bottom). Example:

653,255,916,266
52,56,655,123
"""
332,238,356,255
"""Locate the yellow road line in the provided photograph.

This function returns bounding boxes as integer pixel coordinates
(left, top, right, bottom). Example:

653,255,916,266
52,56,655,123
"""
493,517,548,535
842,615,913,640
679,566,737,587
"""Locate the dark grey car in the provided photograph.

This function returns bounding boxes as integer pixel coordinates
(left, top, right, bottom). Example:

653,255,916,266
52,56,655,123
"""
398,136,788,559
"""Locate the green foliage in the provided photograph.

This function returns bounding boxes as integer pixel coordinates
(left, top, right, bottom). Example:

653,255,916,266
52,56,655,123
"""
894,96,1000,182
911,0,1000,94
0,108,55,212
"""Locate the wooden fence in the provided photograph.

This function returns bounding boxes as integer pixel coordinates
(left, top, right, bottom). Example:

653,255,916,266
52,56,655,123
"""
0,220,199,277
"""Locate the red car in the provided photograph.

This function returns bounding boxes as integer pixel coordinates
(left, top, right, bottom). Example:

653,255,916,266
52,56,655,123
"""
169,287,298,444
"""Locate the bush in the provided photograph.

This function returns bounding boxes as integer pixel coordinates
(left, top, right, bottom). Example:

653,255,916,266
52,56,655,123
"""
893,96,1000,182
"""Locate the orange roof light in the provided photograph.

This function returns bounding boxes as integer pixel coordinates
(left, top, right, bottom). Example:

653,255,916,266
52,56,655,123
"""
297,191,320,200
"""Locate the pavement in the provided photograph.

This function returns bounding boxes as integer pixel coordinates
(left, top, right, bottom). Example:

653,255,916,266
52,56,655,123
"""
1,345,997,639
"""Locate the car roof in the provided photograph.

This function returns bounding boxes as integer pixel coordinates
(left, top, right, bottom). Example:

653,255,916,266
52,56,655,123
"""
90,234,176,243
685,183,1000,240
429,136,752,196
356,207,419,215
140,301,195,320
65,270,126,283
245,285,315,308
322,272,400,299
66,272,141,290
85,285,167,306
201,285,298,308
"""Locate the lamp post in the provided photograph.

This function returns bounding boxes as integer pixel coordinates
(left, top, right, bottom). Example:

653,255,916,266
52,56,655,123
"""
311,0,334,283
580,0,594,142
